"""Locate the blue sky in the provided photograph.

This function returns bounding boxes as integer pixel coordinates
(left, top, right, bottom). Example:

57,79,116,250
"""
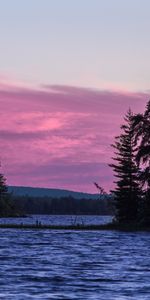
0,0,150,90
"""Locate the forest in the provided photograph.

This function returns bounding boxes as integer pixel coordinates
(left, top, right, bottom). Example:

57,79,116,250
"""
12,195,112,215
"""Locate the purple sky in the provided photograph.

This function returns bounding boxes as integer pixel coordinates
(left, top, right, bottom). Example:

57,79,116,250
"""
0,82,148,192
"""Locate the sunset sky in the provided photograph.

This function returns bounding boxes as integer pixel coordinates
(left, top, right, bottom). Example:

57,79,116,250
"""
0,1,149,192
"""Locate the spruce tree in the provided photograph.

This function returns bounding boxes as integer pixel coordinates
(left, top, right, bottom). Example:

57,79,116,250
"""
110,109,142,224
0,172,8,200
0,168,14,216
132,100,150,224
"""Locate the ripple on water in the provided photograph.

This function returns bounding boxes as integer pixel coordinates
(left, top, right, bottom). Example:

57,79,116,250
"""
0,217,149,299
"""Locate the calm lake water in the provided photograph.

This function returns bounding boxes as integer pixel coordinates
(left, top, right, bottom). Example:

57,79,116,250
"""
0,215,150,299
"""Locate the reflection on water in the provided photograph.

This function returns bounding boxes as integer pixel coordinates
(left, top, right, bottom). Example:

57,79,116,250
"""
0,216,149,299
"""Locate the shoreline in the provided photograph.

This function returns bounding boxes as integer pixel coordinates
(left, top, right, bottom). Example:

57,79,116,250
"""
0,223,150,231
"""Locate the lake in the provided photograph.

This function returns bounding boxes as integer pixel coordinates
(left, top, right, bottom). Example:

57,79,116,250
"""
0,215,149,299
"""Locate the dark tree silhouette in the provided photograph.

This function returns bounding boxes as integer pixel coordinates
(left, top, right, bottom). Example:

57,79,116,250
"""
132,100,150,224
132,100,150,186
0,165,22,217
94,182,106,195
0,172,8,200
0,170,12,216
109,109,142,223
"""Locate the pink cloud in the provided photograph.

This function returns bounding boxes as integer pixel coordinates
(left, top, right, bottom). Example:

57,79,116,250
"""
0,82,148,193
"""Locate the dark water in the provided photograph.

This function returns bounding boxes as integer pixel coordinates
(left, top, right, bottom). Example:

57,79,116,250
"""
0,216,150,299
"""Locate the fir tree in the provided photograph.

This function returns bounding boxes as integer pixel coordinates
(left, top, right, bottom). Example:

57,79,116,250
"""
0,167,16,216
109,109,142,224
132,100,150,187
0,172,8,200
132,100,150,224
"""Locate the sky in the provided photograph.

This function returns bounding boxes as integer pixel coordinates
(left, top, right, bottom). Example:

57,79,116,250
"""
0,1,149,193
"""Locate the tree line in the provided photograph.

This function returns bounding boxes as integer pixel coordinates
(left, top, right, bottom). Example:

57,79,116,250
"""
13,195,113,215
0,168,113,216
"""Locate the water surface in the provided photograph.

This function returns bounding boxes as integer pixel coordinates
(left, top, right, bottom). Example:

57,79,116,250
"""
0,216,149,299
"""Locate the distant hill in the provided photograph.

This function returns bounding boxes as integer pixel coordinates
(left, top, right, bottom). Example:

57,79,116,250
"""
8,186,113,215
8,186,103,200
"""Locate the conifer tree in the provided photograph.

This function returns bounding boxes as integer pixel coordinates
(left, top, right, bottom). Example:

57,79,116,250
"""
132,100,150,224
0,167,15,216
110,109,142,223
0,172,8,200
